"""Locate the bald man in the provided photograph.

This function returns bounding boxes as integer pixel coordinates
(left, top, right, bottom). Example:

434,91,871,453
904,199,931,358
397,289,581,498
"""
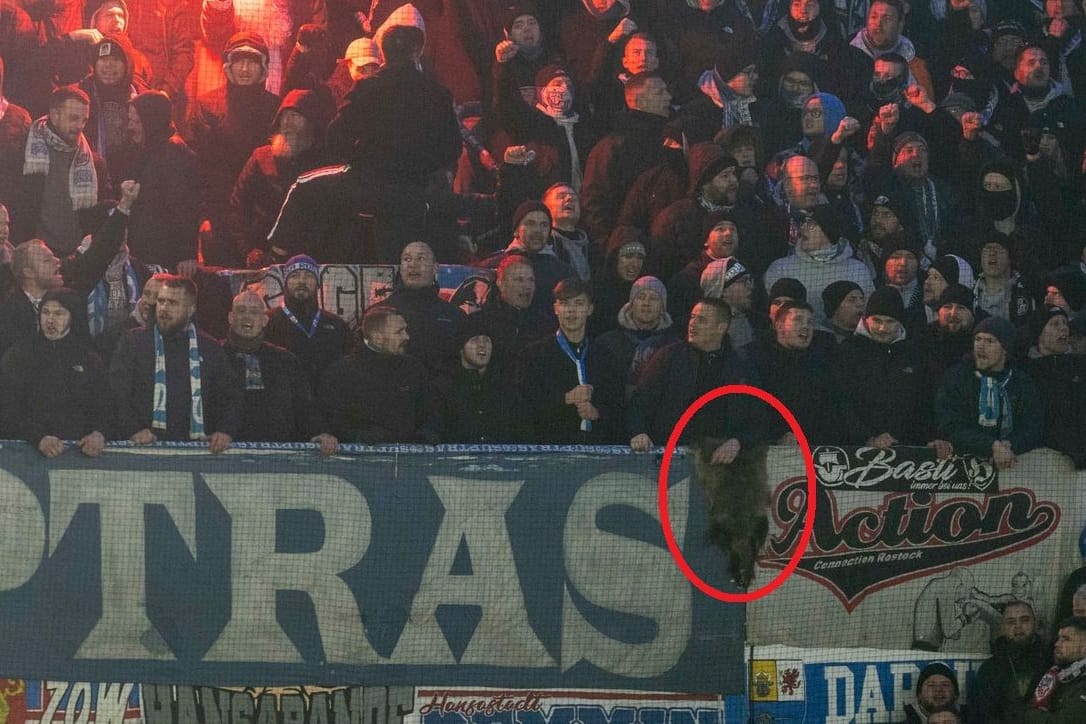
223,290,337,455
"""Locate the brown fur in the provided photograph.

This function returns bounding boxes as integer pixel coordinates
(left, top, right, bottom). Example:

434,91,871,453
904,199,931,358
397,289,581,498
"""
694,439,770,588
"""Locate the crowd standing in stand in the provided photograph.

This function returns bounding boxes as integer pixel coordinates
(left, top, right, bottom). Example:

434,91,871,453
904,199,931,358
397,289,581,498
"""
1,0,1086,716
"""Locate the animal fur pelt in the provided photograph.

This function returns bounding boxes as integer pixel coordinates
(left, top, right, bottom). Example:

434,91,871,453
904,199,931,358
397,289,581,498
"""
694,439,770,589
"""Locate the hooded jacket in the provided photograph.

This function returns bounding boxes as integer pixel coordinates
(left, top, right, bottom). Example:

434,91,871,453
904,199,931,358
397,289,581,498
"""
764,237,874,321
0,287,110,444
125,90,200,270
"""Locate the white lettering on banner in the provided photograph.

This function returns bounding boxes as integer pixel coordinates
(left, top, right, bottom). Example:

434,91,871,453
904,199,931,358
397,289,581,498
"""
31,682,137,724
3,466,698,674
824,666,854,724
0,468,45,589
823,662,981,723
203,474,377,664
389,477,554,666
889,663,917,722
49,471,196,659
561,474,692,676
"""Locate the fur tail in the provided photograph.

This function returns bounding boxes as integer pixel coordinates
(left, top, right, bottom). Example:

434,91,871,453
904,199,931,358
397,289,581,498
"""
694,439,770,588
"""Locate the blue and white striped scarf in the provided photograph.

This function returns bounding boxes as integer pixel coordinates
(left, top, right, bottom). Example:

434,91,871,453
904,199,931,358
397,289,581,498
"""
976,368,1013,438
87,263,139,337
152,323,204,440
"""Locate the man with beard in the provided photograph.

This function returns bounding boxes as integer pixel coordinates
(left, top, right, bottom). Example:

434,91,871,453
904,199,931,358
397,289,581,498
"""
935,316,1044,469
1011,45,1085,176
1023,617,1086,722
124,89,199,273
385,241,465,378
231,89,334,268
317,305,438,444
903,663,965,724
844,0,933,100
650,145,759,282
264,254,348,392
222,290,337,455
973,601,1050,724
919,284,978,384
12,85,110,253
854,192,913,277
0,287,109,457
187,32,280,267
865,124,959,262
109,275,241,452
1039,0,1086,98
628,297,765,460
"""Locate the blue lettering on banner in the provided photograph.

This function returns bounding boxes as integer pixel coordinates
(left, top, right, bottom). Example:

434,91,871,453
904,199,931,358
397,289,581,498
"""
0,443,741,693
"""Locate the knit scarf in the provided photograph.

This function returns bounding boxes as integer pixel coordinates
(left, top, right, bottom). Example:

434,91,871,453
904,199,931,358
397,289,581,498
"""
556,330,591,432
850,29,917,63
976,368,1013,438
152,323,205,440
698,69,755,128
1032,657,1086,710
87,258,139,337
23,117,98,211
909,177,940,248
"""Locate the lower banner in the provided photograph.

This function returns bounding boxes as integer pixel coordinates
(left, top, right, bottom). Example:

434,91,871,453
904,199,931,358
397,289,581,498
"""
746,645,987,724
0,443,741,693
748,446,1083,652
409,688,724,724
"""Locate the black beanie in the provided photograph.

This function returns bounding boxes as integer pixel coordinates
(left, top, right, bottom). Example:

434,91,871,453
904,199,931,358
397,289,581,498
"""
456,311,490,350
937,283,974,311
822,280,862,315
866,286,905,322
975,316,1016,352
916,662,959,699
1027,306,1068,349
511,200,551,232
503,0,540,31
769,277,808,303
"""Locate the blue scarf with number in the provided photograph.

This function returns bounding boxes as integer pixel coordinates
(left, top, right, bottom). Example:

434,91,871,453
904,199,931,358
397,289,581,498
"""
152,323,204,439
